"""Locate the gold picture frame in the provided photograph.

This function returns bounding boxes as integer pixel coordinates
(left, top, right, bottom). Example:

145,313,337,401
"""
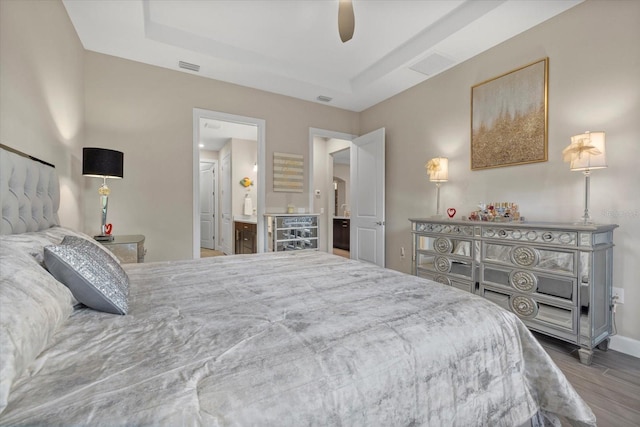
471,58,548,170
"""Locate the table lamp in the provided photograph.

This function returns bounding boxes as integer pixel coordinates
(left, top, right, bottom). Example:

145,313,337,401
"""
83,147,124,241
562,131,606,224
425,157,449,218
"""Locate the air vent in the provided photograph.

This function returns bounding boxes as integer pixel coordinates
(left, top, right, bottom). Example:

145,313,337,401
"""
316,95,332,103
410,53,455,77
179,61,200,72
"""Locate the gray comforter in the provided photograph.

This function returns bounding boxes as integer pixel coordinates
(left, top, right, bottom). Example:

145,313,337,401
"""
1,251,595,426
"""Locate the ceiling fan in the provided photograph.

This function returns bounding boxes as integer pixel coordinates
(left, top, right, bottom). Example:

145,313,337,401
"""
338,0,355,43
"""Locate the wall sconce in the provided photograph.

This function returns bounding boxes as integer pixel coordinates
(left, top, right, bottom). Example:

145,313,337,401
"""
562,131,606,224
425,157,449,218
83,147,124,241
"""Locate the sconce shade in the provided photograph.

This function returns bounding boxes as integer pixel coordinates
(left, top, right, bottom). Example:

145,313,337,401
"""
563,132,606,171
82,148,124,178
426,157,449,182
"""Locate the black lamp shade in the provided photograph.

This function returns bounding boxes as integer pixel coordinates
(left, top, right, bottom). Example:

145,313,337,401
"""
82,148,124,178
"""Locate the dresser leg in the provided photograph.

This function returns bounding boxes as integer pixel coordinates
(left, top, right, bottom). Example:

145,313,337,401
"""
578,348,593,365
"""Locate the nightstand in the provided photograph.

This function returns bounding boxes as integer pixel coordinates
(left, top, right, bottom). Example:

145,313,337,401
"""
98,235,146,263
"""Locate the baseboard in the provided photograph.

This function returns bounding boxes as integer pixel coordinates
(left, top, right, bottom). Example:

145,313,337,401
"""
609,335,640,359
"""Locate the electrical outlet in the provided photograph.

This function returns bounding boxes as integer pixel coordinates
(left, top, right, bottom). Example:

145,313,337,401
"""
612,287,625,304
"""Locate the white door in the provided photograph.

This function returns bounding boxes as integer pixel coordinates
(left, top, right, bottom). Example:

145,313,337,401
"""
220,152,233,255
199,162,216,249
350,128,385,267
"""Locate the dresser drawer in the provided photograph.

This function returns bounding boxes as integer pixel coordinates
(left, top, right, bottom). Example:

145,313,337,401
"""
481,227,577,247
483,242,576,276
480,285,577,340
417,270,474,294
415,234,474,259
277,215,317,228
99,235,145,264
275,227,317,240
416,251,474,281
482,264,577,305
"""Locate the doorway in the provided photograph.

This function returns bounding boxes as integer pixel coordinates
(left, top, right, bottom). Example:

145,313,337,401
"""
309,128,354,255
332,148,350,259
193,108,266,258
309,127,386,267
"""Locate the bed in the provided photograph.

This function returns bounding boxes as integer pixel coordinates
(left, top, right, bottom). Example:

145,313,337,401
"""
0,145,596,426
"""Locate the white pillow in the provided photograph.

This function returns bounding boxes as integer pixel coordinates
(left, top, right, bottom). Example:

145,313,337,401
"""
0,243,74,414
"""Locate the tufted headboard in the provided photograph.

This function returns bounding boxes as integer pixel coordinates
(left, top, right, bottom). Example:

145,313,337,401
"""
0,144,60,235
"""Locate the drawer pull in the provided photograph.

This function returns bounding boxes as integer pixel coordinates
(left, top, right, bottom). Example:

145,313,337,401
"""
434,237,453,254
510,246,539,267
509,270,538,293
510,295,538,318
433,275,451,286
434,256,451,273
559,233,573,244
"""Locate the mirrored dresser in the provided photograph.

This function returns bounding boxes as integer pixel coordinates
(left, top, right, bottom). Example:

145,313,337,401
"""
265,214,319,252
410,219,618,365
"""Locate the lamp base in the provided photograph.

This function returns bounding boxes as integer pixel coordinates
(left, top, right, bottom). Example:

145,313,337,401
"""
94,234,114,242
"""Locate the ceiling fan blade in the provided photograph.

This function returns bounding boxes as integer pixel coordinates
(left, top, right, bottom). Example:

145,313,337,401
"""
338,0,355,43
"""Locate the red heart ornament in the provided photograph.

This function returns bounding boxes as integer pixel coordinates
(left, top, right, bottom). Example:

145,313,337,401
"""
104,223,113,235
447,208,456,218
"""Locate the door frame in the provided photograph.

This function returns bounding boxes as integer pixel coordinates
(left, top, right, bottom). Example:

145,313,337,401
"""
193,108,266,258
308,128,357,254
199,160,218,250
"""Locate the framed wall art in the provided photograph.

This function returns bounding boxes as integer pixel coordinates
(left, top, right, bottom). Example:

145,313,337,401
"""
273,152,304,192
471,58,548,170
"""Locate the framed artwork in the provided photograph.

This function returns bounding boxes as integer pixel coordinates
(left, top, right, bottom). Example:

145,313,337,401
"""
471,58,548,170
273,152,303,192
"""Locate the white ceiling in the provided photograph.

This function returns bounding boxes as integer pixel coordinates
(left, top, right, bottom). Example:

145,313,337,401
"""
199,118,257,152
63,0,581,113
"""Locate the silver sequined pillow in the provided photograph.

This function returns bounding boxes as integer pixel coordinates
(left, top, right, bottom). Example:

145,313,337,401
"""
44,236,129,315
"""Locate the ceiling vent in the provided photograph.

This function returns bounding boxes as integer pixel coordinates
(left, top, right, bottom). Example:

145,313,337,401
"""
316,95,333,103
179,61,200,72
410,53,456,77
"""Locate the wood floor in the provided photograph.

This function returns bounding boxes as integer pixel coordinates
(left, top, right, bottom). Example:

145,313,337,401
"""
200,248,225,257
332,248,350,259
535,332,640,426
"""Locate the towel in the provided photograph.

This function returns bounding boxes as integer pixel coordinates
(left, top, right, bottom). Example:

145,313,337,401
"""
243,194,253,215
